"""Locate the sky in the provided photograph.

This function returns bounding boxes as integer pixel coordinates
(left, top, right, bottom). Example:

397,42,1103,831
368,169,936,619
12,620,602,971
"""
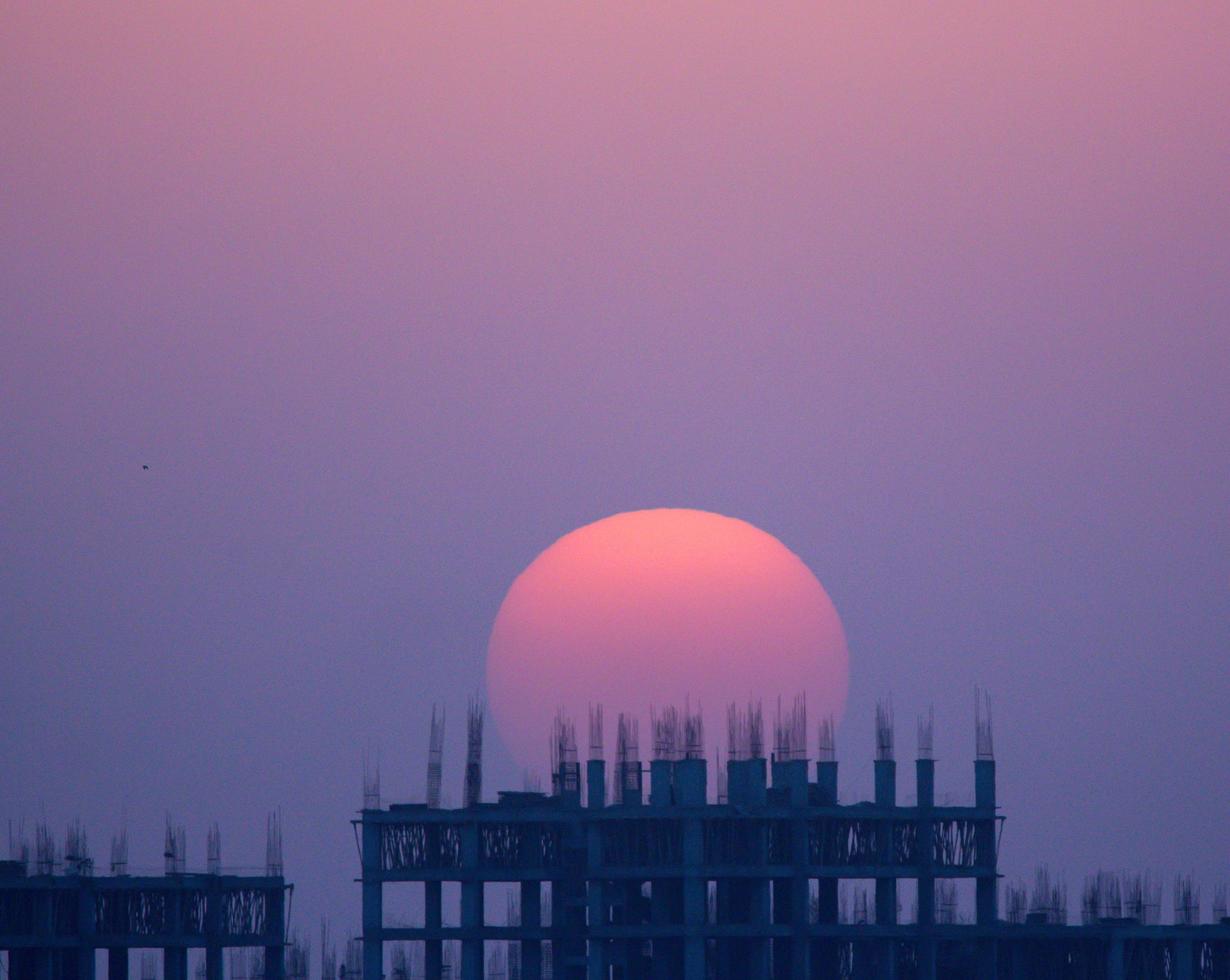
2,2,1229,940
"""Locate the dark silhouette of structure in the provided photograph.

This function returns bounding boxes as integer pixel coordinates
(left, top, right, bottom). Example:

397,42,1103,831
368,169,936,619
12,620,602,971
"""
357,698,1230,980
0,818,289,980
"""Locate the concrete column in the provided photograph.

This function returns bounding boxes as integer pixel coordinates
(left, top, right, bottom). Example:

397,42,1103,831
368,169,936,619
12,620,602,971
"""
204,876,223,980
649,761,673,807
813,760,839,980
586,822,607,980
586,760,606,810
973,759,998,976
1107,935,1125,980
361,818,382,980
163,948,187,980
915,758,936,980
519,881,541,980
1174,939,1194,980
265,884,285,980
874,759,897,980
674,759,706,807
424,880,442,980
682,816,705,980
727,759,767,808
460,826,482,980
165,887,187,980
77,879,96,980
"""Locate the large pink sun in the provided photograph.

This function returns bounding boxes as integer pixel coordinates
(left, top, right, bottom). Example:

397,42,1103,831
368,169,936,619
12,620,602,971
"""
486,508,849,769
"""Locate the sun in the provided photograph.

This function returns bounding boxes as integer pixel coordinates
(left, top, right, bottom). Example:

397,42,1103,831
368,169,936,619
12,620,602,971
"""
485,508,849,769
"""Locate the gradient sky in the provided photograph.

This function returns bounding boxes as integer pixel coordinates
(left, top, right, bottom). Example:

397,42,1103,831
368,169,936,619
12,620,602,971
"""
3,3,1229,938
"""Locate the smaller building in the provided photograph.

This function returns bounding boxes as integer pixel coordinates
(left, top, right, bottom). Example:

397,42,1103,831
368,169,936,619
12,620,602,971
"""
0,820,288,980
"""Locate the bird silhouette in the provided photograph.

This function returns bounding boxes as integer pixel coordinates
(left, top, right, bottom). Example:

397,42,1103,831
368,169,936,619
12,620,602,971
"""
142,464,150,471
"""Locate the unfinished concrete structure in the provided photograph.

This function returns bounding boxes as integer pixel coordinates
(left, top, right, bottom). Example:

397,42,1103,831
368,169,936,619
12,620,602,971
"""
0,817,289,980
358,697,1230,980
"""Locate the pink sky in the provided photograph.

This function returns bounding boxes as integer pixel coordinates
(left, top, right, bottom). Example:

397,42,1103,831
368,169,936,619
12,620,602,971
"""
3,1,1228,937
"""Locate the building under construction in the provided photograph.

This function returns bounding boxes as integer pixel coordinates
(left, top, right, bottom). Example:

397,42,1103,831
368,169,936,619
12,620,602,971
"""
0,817,291,980
358,698,1230,980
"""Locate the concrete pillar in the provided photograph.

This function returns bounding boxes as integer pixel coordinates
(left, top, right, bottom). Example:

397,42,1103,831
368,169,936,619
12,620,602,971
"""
815,760,838,806
586,821,607,980
682,816,705,980
460,826,482,980
361,818,382,980
873,759,897,980
266,883,285,980
770,760,807,807
812,759,839,980
649,761,673,807
1107,935,1125,980
974,759,998,976
674,759,706,806
1174,939,1194,980
77,879,96,980
519,882,541,980
727,760,767,808
424,880,442,980
586,760,606,810
915,758,936,980
163,949,187,980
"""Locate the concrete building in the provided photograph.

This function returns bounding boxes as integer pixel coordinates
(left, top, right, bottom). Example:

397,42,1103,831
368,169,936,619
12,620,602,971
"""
0,820,288,980
357,700,1230,980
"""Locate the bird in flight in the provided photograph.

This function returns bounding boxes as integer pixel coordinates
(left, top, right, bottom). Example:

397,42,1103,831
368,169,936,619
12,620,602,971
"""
142,464,150,471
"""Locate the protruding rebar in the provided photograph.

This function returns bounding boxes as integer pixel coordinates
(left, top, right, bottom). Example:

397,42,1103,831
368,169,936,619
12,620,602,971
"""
817,715,836,763
875,699,895,762
362,747,381,810
917,707,934,761
615,712,640,803
651,705,681,761
266,810,283,877
163,817,185,875
1029,866,1067,924
319,919,337,980
35,821,56,875
8,819,30,872
683,703,704,760
1174,875,1200,925
207,822,221,875
426,704,445,809
588,703,604,761
551,709,579,794
975,687,994,761
726,701,764,761
287,932,311,980
464,696,484,808
64,819,91,876
1004,881,1028,924
774,694,807,762
1124,872,1162,924
110,826,128,876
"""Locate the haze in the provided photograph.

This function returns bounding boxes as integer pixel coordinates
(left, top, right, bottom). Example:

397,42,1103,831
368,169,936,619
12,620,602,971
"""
2,4,1228,939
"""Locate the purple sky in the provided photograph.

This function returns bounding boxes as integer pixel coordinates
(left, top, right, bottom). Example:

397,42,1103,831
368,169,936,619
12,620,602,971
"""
3,4,1229,936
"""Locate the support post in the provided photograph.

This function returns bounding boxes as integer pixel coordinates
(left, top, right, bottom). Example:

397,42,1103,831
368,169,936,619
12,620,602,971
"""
519,881,541,980
974,758,997,977
425,879,442,980
915,757,936,980
361,818,382,980
460,825,482,980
